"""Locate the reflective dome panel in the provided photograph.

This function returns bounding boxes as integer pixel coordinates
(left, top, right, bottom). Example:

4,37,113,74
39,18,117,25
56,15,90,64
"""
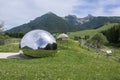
20,29,56,50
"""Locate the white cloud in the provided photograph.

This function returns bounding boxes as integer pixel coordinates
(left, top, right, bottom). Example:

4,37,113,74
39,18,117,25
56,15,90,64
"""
0,0,120,30
0,0,79,30
110,7,120,16
74,0,120,16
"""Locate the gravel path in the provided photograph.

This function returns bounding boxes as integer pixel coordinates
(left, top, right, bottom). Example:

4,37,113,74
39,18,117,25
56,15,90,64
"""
0,50,28,59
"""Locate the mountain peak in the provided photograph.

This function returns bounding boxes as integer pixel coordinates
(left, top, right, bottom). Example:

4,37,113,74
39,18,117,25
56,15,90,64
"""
86,14,94,18
65,15,77,19
46,12,55,15
7,12,75,33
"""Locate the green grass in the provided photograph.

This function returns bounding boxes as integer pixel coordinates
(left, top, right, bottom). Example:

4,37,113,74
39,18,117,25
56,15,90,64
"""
0,38,20,52
68,23,119,39
0,40,120,80
0,43,19,52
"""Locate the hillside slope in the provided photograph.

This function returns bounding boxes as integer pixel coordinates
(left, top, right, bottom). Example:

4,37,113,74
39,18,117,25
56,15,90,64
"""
69,23,119,39
0,40,120,80
7,12,76,33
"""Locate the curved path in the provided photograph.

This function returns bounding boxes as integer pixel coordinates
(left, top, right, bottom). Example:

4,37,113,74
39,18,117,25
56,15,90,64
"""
0,50,28,59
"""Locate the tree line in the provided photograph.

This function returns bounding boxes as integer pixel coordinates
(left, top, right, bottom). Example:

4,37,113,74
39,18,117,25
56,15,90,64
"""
5,32,25,38
102,24,120,44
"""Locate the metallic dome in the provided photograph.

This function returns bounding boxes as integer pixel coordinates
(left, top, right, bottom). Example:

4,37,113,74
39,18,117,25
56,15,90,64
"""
20,29,56,50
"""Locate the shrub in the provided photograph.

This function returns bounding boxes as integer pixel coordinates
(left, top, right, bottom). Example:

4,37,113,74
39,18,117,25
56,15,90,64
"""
45,43,57,50
74,36,81,40
84,35,90,40
45,44,53,50
52,43,57,50
0,35,10,45
86,33,108,48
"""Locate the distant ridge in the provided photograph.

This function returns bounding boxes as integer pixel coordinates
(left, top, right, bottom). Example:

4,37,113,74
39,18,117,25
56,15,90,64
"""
64,14,120,29
7,12,76,33
7,12,120,33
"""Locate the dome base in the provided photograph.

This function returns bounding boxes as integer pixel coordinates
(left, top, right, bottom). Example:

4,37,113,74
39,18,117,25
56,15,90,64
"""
22,48,57,58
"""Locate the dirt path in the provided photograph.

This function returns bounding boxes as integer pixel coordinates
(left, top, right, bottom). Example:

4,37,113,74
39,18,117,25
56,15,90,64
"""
0,51,28,59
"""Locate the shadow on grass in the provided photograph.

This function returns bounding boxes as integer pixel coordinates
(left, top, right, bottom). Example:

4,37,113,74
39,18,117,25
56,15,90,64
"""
7,53,30,59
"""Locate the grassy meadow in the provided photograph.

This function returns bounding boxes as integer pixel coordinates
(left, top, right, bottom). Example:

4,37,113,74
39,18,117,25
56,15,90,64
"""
0,38,20,52
0,43,19,52
0,23,120,80
0,40,120,80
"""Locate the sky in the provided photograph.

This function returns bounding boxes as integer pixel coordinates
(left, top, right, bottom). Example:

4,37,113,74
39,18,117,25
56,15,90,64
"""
0,0,120,30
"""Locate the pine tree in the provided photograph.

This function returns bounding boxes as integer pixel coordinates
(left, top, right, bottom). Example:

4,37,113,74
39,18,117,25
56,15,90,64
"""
102,24,120,44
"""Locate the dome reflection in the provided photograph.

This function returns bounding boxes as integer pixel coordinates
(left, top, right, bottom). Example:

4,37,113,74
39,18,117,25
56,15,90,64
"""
20,29,57,58
20,29,57,50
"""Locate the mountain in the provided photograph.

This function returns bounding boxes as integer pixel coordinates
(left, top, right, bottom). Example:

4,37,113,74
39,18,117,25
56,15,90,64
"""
7,12,76,33
64,14,120,30
7,12,120,33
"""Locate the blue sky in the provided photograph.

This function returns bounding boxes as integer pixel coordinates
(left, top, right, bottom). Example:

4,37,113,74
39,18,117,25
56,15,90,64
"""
0,0,120,30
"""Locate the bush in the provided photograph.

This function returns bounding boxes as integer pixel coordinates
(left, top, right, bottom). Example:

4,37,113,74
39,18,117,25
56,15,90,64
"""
0,35,10,45
52,43,57,50
74,36,81,40
86,33,108,48
84,35,90,40
45,43,57,50
45,44,52,50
